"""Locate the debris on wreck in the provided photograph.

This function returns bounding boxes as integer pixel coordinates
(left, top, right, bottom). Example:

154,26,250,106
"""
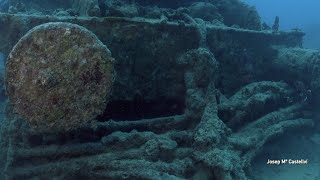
0,0,318,180
272,16,280,33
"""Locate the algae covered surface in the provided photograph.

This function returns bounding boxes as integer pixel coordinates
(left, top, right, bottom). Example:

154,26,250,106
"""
0,0,319,180
5,22,114,132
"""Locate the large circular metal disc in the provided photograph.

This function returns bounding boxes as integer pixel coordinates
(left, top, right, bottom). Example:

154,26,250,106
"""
5,22,114,132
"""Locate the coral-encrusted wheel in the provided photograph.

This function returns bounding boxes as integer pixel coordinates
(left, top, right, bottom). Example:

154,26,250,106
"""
5,22,114,132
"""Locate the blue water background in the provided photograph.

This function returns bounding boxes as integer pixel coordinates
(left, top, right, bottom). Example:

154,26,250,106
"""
242,0,320,49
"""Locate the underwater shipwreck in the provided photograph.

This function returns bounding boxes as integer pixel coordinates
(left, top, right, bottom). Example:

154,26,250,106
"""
0,0,319,179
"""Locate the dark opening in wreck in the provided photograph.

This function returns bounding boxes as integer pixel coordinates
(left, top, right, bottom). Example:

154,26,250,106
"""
98,97,186,121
